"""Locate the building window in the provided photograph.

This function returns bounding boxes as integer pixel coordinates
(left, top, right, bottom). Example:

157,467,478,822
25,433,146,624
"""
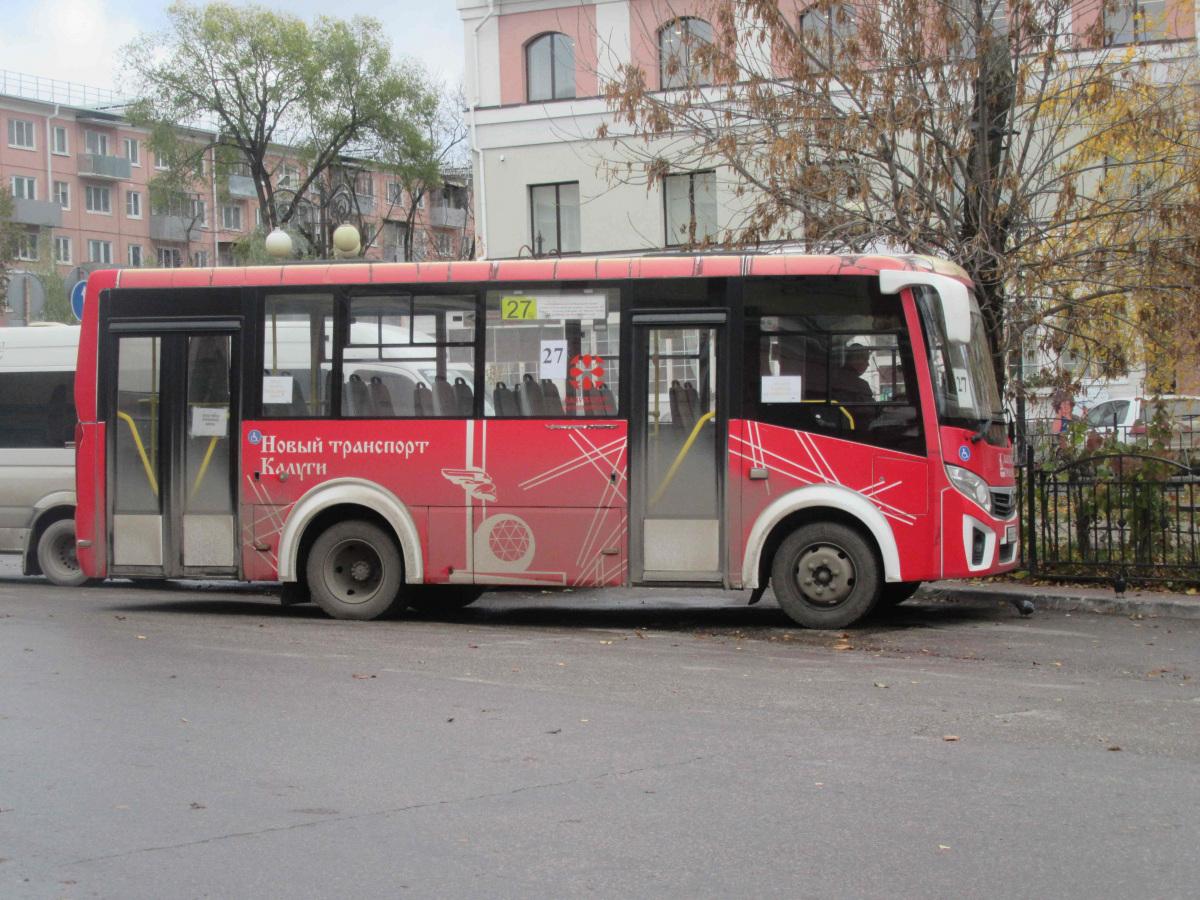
659,18,712,89
128,244,143,267
193,250,209,267
527,32,575,101
664,170,717,246
53,180,70,209
221,204,242,231
387,182,403,205
1105,0,1169,45
255,206,266,228
154,152,170,170
8,119,35,150
54,237,72,264
278,164,298,188
88,240,112,264
124,138,140,166
411,228,427,260
191,198,207,227
434,231,454,257
529,182,581,254
16,230,39,261
86,185,111,214
85,131,109,156
800,3,857,61
157,247,183,268
11,175,36,201
52,127,68,156
126,191,142,218
353,172,373,198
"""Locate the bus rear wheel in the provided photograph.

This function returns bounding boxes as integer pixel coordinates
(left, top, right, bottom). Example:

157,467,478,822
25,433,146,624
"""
306,520,404,620
37,518,87,587
771,522,880,629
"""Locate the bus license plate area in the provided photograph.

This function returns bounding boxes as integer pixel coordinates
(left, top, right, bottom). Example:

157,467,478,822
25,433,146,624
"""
1003,524,1017,544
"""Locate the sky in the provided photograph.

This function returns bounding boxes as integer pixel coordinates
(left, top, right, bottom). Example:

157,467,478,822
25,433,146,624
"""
0,0,467,97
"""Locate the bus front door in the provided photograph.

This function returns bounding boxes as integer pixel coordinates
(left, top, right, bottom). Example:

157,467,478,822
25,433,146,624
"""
631,314,726,583
109,331,239,577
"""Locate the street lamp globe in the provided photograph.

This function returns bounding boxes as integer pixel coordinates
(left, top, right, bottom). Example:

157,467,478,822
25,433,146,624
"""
264,228,293,259
332,224,361,258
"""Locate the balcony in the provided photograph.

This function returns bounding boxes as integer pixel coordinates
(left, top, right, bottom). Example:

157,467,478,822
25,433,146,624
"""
12,198,62,228
149,215,200,243
227,174,257,198
354,194,375,215
77,153,133,181
429,206,467,228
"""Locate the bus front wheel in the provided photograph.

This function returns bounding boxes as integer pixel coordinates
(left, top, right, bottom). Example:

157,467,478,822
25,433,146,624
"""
37,518,87,587
306,520,404,620
771,522,880,629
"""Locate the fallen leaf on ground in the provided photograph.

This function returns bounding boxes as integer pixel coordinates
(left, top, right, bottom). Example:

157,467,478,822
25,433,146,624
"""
943,735,960,742
351,674,376,679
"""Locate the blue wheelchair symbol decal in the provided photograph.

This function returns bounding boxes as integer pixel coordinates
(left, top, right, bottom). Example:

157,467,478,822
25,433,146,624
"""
248,429,263,445
958,445,971,462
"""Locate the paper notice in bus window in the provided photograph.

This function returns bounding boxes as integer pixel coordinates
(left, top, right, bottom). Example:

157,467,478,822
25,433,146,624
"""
952,367,975,408
761,376,803,403
537,294,607,321
540,340,568,379
262,376,293,404
190,406,228,437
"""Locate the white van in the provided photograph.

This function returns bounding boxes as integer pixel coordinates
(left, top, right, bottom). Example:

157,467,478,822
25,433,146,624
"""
0,324,85,585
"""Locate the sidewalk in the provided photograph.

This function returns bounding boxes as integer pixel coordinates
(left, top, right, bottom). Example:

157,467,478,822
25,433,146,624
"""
917,579,1200,620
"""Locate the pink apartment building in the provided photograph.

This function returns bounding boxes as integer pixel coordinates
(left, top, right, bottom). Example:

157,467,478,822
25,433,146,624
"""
459,0,1199,260
2,72,472,322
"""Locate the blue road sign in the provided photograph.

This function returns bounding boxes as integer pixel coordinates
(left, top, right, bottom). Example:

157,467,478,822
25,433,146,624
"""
71,280,87,322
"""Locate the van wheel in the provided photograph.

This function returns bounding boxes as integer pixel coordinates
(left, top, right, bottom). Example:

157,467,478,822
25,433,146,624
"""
306,520,403,620
37,519,87,587
771,522,880,629
408,586,485,614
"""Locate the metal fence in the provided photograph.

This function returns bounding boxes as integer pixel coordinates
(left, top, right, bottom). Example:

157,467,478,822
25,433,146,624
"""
1019,447,1200,587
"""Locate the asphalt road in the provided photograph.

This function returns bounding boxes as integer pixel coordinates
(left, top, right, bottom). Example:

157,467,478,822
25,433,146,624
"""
3,560,1199,899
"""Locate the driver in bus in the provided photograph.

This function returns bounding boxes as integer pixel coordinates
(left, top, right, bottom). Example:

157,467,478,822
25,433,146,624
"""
831,342,876,428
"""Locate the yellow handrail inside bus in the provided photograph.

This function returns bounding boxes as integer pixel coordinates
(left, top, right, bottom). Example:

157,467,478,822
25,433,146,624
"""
649,411,715,507
188,436,220,501
116,411,159,497
800,399,856,429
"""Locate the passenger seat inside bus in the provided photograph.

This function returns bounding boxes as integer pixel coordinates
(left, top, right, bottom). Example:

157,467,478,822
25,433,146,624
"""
347,373,372,416
432,375,457,416
541,379,564,416
453,377,473,415
518,373,545,416
369,376,394,416
493,382,519,416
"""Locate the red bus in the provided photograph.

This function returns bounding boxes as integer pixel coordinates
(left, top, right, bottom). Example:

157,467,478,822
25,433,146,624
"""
72,254,1017,628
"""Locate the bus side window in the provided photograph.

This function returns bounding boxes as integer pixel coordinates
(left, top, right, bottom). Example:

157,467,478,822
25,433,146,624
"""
484,287,621,417
261,293,334,418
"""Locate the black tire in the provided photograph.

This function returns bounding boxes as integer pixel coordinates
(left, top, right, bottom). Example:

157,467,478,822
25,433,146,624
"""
306,520,404,620
770,522,881,629
878,580,922,608
408,585,485,614
37,519,87,587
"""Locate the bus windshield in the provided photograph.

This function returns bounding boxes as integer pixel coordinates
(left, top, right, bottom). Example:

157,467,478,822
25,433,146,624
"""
915,287,1003,431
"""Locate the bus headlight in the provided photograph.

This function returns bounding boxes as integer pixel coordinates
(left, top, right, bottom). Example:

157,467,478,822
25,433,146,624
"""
945,465,991,513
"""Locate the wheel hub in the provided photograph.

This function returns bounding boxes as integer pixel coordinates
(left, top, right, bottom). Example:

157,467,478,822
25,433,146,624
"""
350,560,373,582
797,545,855,606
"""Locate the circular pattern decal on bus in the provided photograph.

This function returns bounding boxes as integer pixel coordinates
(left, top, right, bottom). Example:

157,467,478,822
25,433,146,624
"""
570,354,605,390
958,445,971,462
474,514,536,572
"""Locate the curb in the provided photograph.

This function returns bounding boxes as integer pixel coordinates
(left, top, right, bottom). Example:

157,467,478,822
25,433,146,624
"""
917,584,1200,620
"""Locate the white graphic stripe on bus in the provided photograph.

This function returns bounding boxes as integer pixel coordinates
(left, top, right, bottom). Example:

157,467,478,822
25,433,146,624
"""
518,435,627,492
730,432,919,525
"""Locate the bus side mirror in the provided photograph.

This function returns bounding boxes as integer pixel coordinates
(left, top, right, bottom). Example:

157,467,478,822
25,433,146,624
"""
879,270,972,345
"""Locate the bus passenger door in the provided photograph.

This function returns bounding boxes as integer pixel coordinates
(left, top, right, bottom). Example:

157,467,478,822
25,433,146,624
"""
630,314,726,582
109,330,240,577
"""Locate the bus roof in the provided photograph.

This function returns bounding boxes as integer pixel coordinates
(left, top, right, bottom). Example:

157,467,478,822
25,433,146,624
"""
102,253,971,291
